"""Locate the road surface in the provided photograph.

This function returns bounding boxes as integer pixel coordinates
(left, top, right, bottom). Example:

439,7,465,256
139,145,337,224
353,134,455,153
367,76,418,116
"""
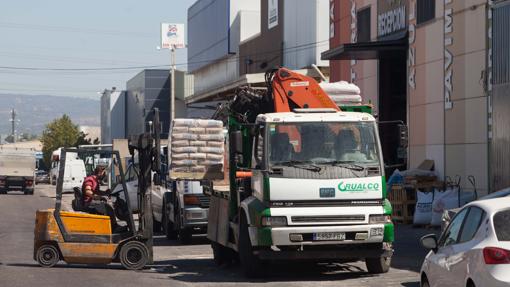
0,184,435,287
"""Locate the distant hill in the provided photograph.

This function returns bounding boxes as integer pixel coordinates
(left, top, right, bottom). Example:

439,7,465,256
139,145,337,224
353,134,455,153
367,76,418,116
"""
0,94,99,136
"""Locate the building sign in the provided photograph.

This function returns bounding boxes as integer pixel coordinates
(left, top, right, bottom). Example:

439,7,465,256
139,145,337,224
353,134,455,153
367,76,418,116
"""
350,0,357,82
444,0,453,110
408,0,416,90
161,23,185,49
268,0,278,29
378,0,408,38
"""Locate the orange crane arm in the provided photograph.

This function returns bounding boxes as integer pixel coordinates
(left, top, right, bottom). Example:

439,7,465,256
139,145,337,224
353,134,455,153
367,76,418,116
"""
271,68,341,112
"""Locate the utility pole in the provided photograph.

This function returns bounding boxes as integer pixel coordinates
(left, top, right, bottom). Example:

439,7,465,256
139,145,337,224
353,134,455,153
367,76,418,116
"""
9,109,16,143
170,45,176,122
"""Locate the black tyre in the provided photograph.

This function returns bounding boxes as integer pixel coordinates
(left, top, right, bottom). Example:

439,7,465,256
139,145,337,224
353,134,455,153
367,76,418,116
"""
365,256,391,274
153,216,162,233
36,244,60,268
179,228,192,245
163,203,177,240
212,242,235,266
238,214,264,278
119,241,149,270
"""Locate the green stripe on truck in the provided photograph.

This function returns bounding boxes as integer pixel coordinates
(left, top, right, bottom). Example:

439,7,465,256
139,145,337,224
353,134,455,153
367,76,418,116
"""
383,223,394,242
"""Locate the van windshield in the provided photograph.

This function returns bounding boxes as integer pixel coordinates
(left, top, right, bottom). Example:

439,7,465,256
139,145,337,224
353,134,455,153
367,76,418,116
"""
268,121,380,167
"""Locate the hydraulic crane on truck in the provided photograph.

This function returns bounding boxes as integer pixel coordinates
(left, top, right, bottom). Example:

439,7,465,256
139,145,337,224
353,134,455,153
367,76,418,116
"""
33,109,162,270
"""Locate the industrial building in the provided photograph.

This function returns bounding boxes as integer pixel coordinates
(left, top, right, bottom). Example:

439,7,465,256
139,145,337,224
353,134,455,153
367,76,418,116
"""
100,69,193,143
186,0,330,104
322,0,510,195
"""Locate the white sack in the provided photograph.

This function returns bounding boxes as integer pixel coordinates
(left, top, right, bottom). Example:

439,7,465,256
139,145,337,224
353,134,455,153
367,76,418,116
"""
431,188,460,226
413,191,434,225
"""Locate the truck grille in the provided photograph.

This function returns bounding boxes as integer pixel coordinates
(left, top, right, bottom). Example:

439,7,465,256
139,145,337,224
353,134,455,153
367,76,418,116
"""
198,195,210,208
291,215,365,223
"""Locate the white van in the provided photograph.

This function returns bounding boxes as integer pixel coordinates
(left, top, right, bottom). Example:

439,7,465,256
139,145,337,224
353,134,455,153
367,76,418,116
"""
50,148,87,193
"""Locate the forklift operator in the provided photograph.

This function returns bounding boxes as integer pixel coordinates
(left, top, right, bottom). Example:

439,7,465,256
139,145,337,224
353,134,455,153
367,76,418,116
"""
82,166,118,230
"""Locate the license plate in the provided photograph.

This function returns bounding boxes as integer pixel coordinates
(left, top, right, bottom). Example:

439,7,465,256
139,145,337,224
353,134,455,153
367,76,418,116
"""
313,232,346,241
320,188,335,198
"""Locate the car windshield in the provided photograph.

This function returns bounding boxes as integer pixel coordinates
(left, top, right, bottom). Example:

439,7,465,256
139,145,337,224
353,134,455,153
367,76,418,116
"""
493,209,510,241
268,121,380,166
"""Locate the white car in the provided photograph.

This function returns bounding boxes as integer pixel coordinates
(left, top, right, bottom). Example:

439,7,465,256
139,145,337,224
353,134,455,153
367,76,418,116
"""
420,197,510,287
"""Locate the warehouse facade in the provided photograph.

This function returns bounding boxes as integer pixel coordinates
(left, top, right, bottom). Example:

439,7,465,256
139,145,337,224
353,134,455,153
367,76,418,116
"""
323,0,510,195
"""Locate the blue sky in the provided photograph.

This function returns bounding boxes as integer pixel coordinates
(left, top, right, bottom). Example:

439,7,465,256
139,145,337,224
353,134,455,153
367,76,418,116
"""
0,0,196,99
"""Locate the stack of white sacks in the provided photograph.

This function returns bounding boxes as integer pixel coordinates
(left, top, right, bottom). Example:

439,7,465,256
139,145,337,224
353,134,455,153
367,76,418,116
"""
319,81,362,106
170,119,224,174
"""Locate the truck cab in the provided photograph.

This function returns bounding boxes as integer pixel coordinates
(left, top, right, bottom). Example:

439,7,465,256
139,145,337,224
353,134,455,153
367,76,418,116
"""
163,180,210,244
208,109,394,277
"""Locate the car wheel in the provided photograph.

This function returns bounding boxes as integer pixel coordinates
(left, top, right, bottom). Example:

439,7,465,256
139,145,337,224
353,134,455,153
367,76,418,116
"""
119,241,149,270
36,244,60,268
421,276,430,287
238,213,264,278
153,216,162,233
365,256,391,274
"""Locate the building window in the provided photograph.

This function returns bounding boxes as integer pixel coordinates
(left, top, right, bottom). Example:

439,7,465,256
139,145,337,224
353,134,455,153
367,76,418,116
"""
417,0,435,24
357,7,371,43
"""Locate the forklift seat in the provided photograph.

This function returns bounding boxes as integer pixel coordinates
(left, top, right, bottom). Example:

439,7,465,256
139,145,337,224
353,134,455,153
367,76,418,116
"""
72,187,84,212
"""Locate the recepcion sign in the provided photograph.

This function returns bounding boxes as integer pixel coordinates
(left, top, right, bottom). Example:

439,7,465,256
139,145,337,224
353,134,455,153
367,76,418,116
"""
161,23,185,49
378,0,409,38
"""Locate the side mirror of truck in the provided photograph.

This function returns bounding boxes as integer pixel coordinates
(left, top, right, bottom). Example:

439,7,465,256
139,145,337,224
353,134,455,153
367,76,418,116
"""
232,131,243,154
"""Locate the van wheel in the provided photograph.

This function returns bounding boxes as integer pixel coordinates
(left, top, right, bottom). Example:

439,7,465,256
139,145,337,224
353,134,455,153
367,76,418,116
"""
365,256,391,274
119,241,149,270
36,245,60,268
239,214,264,278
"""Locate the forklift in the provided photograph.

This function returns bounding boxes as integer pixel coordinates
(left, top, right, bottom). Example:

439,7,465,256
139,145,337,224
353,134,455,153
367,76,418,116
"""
33,110,162,270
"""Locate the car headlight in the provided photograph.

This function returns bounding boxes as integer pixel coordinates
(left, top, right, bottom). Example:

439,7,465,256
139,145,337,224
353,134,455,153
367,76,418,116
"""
261,216,287,227
369,214,392,224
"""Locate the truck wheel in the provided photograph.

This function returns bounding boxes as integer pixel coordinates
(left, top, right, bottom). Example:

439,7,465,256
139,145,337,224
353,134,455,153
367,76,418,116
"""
163,204,177,240
179,228,192,245
36,244,60,268
239,214,264,278
212,242,235,265
119,241,149,270
365,256,391,274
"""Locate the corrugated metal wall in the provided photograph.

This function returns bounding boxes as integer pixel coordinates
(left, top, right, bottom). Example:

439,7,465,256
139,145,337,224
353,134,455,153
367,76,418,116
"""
491,2,510,191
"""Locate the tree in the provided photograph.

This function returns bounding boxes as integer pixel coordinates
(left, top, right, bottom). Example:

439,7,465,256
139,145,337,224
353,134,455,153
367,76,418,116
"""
75,131,100,146
41,115,81,167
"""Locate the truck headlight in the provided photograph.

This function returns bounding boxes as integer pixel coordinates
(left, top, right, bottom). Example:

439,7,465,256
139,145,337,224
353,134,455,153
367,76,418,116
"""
183,195,200,205
261,216,287,227
369,215,392,224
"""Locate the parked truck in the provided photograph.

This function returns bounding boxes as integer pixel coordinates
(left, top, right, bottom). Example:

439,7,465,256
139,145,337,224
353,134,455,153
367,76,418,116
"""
167,68,394,277
0,147,36,195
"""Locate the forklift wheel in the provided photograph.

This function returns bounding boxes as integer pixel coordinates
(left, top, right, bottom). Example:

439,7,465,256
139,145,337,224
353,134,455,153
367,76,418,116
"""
119,241,149,270
36,245,60,268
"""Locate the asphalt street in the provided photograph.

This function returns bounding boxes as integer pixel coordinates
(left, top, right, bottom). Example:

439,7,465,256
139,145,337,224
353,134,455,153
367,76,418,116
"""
0,184,436,287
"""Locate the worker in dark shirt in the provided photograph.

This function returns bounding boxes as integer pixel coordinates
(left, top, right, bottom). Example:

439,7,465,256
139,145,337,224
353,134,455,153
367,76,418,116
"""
82,166,118,230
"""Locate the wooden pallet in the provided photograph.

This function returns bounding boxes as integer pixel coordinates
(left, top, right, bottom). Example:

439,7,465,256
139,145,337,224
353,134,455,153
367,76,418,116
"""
388,185,416,224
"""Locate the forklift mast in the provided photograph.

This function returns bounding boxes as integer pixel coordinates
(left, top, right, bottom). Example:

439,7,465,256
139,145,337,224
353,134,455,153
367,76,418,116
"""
128,108,162,265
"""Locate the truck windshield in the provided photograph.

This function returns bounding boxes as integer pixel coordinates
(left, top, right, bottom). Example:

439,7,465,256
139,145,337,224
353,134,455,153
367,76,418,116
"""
268,122,380,166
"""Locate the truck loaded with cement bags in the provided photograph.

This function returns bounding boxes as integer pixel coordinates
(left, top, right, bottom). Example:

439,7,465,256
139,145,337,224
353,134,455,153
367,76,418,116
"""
0,147,36,195
162,119,225,243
